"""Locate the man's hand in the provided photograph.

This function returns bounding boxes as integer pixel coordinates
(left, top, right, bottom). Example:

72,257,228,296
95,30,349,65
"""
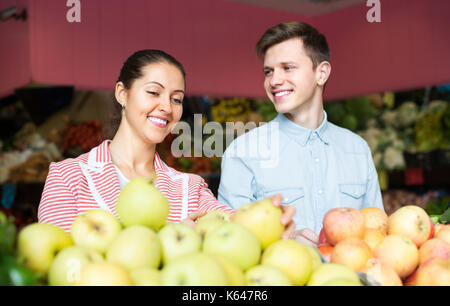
267,194,296,239
290,228,319,248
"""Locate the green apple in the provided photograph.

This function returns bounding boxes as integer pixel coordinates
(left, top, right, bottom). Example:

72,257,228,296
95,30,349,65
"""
307,263,361,286
245,264,292,286
70,209,122,254
202,222,261,271
79,262,133,286
161,253,228,286
231,199,283,250
200,210,231,222
116,176,170,231
261,239,312,286
17,223,73,274
106,225,161,271
158,223,202,265
195,217,227,240
48,246,103,286
304,245,323,271
130,267,161,286
212,255,246,286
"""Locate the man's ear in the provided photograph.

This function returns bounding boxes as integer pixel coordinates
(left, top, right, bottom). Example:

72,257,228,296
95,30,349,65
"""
316,61,331,86
115,81,127,107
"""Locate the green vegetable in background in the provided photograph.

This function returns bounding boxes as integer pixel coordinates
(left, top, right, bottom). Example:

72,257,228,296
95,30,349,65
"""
0,212,16,255
344,97,378,131
0,255,38,286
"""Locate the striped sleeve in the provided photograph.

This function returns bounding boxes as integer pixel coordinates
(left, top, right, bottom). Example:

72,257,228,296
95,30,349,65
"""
38,162,78,232
197,177,235,216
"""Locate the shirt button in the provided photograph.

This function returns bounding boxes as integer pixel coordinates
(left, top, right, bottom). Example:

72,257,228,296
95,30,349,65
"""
315,158,320,163
318,189,323,195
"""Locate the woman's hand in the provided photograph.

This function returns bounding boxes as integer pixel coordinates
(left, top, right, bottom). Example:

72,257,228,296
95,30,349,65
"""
266,194,296,240
180,211,204,228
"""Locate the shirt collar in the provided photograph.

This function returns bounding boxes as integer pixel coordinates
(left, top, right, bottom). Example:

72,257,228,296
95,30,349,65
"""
275,110,330,146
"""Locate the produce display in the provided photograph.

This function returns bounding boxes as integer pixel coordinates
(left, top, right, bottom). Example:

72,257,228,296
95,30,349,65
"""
7,175,370,286
62,120,103,156
6,171,448,286
317,206,450,286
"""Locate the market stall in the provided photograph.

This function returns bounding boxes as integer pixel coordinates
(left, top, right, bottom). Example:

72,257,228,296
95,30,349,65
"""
0,0,449,288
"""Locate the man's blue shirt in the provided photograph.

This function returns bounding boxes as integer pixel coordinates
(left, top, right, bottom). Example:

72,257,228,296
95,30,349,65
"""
218,111,384,234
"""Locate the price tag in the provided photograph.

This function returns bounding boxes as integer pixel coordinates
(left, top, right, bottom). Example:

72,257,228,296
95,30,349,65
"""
404,168,424,186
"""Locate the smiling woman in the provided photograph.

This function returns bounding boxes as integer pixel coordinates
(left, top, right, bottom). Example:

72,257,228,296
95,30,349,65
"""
37,49,295,236
36,49,236,232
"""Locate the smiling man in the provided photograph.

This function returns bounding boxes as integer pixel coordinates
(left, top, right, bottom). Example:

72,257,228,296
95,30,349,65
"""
218,22,384,246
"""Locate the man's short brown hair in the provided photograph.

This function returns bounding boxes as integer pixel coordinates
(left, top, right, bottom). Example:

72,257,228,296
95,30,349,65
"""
256,21,330,69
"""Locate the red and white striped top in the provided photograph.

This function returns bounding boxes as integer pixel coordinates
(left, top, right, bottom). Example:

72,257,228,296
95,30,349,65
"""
38,140,234,232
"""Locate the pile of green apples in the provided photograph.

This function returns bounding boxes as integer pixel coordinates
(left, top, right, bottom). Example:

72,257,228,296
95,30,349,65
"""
16,177,362,286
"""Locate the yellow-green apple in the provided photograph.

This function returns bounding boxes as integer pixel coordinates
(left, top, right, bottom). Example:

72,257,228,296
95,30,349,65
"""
245,264,292,286
323,207,365,246
304,245,322,271
158,223,201,265
360,258,402,286
415,258,450,286
374,234,419,278
70,209,122,254
418,238,450,265
435,224,450,244
160,252,228,286
331,238,373,271
363,228,384,252
388,205,431,247
106,225,161,271
130,267,161,286
231,199,283,249
213,255,246,286
200,210,231,222
48,246,103,286
116,177,169,230
78,262,133,286
261,239,312,286
317,244,333,263
195,217,227,240
361,207,389,235
203,222,261,271
17,223,73,274
307,263,361,286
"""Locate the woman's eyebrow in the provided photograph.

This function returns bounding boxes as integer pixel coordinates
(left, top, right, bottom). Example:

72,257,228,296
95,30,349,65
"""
145,81,165,88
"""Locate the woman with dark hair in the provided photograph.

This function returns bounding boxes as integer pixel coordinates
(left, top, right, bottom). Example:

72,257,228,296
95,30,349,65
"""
38,49,296,235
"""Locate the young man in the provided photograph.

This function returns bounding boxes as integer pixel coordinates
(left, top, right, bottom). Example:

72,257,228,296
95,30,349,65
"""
218,22,383,247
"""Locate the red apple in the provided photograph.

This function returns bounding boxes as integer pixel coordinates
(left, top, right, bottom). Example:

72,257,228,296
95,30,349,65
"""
360,258,402,286
374,234,419,278
317,244,333,263
415,258,450,286
361,207,389,236
388,205,431,247
404,269,418,286
428,218,435,240
418,238,450,265
435,224,450,244
323,208,365,246
331,238,373,271
318,228,328,245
